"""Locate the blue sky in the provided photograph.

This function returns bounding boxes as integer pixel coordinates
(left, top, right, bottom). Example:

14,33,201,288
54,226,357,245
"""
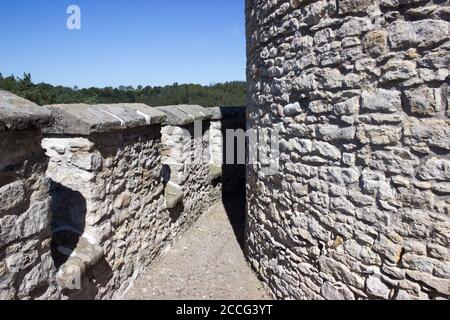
0,0,245,88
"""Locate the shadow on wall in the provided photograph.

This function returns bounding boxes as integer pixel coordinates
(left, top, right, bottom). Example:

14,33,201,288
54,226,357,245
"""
220,112,247,252
49,180,113,299
50,181,87,268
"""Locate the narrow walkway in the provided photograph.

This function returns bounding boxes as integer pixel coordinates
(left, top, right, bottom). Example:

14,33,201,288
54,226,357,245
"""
123,201,270,300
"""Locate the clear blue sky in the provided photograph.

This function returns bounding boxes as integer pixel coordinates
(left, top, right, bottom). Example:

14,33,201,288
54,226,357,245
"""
0,0,245,88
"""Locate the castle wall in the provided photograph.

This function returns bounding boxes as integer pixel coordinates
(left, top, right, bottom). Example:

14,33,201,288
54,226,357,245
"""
0,91,60,299
0,91,246,300
245,0,450,300
41,103,222,299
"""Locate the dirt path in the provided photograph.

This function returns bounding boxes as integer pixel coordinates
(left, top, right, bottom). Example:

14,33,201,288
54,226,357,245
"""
122,201,270,300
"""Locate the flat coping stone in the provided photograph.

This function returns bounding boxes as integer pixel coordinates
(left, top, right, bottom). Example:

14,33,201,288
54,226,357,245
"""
210,106,246,120
44,103,166,135
0,90,52,132
156,105,213,126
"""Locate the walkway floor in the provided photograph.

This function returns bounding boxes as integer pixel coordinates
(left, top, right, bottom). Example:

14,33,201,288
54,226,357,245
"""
123,200,271,300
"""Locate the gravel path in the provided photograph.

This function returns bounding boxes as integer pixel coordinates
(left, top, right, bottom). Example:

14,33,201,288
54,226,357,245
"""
122,201,271,300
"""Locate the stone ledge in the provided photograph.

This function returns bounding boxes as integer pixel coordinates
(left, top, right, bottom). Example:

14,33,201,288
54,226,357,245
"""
44,103,166,135
210,106,246,120
55,236,104,291
156,105,213,125
0,90,52,132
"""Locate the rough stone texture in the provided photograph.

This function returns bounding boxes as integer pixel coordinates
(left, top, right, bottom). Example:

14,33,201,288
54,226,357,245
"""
246,0,450,300
39,103,222,299
45,103,166,135
123,201,270,300
0,92,58,300
42,126,166,299
0,95,247,300
0,90,52,132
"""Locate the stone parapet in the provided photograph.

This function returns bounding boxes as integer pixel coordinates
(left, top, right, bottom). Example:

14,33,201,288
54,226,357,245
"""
0,91,58,299
156,105,213,126
156,105,219,209
0,93,246,300
0,90,52,132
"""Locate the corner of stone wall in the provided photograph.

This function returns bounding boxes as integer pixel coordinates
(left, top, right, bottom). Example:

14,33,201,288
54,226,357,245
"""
156,105,221,209
0,90,59,300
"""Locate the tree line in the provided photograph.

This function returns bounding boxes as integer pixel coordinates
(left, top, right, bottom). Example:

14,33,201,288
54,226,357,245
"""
0,73,247,107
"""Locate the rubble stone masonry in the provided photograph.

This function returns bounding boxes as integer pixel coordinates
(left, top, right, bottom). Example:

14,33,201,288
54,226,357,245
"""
0,90,246,300
245,0,450,300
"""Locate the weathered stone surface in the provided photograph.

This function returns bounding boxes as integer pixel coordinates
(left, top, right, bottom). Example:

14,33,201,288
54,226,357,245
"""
356,125,402,145
247,0,450,301
333,97,360,116
338,0,375,14
316,125,356,142
0,90,52,132
337,17,372,38
318,257,365,289
321,282,355,300
380,59,417,83
417,158,450,181
164,182,184,209
284,102,302,116
389,20,449,49
407,271,450,296
361,89,402,113
0,181,26,215
366,276,391,299
363,30,388,57
403,87,443,116
46,103,166,135
157,105,212,125
0,96,56,300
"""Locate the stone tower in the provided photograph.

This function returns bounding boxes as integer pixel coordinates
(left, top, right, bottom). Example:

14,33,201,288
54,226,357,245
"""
245,0,449,299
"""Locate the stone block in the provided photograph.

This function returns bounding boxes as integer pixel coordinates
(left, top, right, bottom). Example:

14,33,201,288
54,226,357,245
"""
157,105,212,125
45,103,165,135
164,182,184,209
0,90,51,132
389,20,449,49
363,30,389,57
403,86,443,116
361,89,401,114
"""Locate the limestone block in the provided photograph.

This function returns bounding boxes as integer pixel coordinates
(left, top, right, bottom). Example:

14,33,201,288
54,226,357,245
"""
157,105,212,126
417,158,450,181
164,182,184,209
55,237,104,291
361,89,401,113
403,86,443,116
0,90,51,132
363,30,389,57
389,20,449,49
209,163,222,181
45,103,165,135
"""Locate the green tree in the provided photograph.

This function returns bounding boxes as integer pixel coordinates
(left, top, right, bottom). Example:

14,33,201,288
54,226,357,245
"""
0,72,247,107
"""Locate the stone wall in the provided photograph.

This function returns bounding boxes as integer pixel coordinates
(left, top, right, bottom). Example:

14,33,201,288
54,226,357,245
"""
245,0,449,300
0,91,59,299
0,90,246,300
41,103,223,299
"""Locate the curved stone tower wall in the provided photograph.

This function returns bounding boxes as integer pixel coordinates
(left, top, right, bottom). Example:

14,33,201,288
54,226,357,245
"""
245,0,449,299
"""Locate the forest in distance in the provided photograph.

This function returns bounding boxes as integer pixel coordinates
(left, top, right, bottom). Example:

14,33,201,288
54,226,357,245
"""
0,73,247,107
